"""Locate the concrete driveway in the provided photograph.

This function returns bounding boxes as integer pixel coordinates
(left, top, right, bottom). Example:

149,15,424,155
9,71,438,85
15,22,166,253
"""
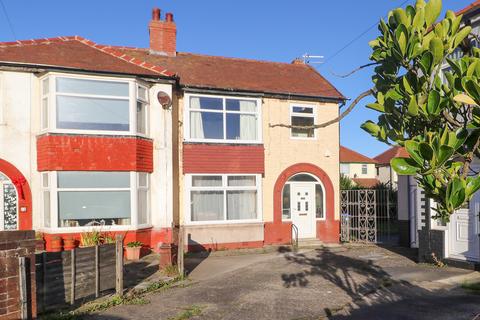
94,245,480,320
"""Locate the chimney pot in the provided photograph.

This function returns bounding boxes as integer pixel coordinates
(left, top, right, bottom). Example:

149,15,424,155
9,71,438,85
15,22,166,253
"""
152,8,160,21
149,8,177,56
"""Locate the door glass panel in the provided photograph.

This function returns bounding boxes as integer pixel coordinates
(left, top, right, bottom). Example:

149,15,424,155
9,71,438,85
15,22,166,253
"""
1,173,17,230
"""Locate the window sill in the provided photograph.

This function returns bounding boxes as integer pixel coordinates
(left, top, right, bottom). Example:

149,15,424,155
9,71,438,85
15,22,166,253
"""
184,139,263,145
37,224,153,233
183,220,264,227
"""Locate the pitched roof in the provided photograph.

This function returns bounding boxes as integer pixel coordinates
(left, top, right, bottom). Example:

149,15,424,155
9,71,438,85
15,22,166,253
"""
374,146,409,165
0,36,173,77
352,178,380,188
113,48,345,99
340,146,377,163
456,1,480,16
0,36,344,100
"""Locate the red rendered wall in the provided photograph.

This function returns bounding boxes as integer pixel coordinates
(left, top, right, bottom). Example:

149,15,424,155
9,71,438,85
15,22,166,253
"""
0,159,32,230
37,134,153,172
183,144,264,174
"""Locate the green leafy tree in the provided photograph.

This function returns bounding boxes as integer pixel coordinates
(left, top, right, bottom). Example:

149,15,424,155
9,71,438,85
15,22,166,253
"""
362,0,480,222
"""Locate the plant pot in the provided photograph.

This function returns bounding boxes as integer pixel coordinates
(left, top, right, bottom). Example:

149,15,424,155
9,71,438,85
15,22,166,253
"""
35,239,45,251
63,238,77,251
50,237,63,252
125,246,141,261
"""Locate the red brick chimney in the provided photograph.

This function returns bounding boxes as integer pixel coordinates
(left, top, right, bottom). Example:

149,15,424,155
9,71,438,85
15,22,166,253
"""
149,8,177,56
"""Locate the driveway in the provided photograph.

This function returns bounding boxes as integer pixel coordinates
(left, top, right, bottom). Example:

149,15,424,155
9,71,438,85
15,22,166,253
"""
93,245,480,320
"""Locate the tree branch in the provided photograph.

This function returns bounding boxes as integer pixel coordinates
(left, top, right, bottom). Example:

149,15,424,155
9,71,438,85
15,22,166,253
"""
330,62,379,78
269,89,374,130
462,138,480,180
442,110,462,128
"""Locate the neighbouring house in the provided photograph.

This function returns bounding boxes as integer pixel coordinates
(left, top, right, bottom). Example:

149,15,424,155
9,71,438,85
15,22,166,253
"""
339,146,379,188
374,146,409,189
397,1,480,267
0,8,345,252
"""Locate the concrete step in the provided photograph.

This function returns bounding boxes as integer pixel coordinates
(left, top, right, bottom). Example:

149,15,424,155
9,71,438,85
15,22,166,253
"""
296,238,324,248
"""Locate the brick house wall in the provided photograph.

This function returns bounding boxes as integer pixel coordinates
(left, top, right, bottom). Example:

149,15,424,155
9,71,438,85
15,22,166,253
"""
0,230,36,319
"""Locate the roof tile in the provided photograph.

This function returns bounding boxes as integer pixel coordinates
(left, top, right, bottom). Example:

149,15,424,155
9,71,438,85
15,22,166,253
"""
340,146,377,163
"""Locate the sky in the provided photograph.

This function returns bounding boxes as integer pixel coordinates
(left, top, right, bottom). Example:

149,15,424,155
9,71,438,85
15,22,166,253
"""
0,0,474,158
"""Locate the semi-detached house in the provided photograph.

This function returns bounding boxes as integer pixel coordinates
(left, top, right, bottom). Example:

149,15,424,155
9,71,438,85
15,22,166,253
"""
0,8,345,252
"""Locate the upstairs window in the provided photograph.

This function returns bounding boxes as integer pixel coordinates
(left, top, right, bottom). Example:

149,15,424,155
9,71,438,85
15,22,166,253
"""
56,77,129,131
185,94,261,143
41,75,149,135
290,104,316,139
362,164,368,175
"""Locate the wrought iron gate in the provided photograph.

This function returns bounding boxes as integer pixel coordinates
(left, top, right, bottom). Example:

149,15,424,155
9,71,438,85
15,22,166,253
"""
340,189,398,244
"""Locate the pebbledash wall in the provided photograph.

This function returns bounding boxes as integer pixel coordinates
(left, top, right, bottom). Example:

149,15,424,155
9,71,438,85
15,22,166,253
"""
176,95,340,250
0,70,175,251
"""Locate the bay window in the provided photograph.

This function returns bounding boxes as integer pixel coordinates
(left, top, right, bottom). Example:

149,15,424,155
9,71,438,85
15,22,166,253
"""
185,94,261,143
186,174,261,223
40,74,149,135
42,171,150,229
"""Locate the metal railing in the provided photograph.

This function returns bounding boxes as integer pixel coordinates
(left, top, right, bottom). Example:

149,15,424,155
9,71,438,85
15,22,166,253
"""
291,223,299,252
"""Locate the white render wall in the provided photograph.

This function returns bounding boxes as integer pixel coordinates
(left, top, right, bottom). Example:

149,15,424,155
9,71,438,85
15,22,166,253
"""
149,82,174,230
342,162,376,179
0,70,43,228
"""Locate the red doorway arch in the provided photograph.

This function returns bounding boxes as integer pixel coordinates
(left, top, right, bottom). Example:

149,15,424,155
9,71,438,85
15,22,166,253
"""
269,163,338,243
0,159,32,230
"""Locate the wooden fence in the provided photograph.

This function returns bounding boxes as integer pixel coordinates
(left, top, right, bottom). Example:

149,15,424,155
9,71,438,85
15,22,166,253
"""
35,240,123,312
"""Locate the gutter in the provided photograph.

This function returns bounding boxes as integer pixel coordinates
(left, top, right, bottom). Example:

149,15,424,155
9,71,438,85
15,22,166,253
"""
0,61,177,84
181,85,346,103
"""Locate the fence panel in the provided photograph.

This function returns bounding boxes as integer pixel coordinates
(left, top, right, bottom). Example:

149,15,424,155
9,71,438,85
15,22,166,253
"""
35,243,118,313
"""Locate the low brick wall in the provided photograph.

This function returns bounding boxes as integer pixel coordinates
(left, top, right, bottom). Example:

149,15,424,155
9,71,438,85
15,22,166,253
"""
0,230,36,320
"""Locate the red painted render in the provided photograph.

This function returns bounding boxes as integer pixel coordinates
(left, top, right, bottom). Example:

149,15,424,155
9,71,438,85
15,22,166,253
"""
271,163,339,243
182,144,265,174
0,159,32,230
41,227,172,252
187,240,264,252
37,134,153,172
264,222,292,245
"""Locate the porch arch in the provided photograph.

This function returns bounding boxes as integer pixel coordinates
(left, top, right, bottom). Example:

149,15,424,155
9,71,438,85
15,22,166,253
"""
0,159,32,230
272,163,339,242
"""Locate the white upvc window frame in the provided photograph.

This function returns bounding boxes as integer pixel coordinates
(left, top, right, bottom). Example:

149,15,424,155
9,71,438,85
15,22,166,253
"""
184,173,263,225
290,103,317,140
183,93,262,144
41,171,151,232
361,164,368,175
39,73,149,137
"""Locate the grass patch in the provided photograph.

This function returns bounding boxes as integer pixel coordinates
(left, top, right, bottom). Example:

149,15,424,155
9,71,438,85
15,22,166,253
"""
462,281,480,294
168,305,204,320
162,264,180,277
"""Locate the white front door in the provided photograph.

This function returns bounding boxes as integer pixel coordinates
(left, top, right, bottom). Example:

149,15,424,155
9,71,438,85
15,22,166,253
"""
291,183,316,239
448,194,480,262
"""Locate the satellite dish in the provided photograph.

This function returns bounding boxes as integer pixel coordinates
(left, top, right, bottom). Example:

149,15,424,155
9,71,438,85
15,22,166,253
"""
157,91,172,109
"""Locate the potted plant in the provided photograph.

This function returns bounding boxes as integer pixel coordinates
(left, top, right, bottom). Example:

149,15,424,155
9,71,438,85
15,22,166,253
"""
35,232,45,251
80,230,102,247
63,235,77,250
125,241,142,261
50,236,62,252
